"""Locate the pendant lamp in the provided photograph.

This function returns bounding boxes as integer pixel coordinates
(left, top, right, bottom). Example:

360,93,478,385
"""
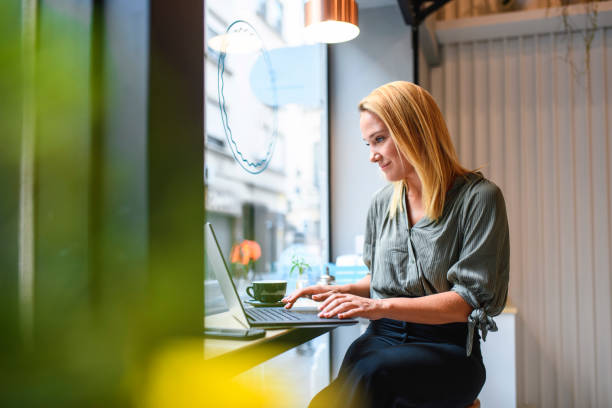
304,0,359,44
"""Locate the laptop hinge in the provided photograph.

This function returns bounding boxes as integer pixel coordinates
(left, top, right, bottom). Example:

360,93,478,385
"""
232,312,250,329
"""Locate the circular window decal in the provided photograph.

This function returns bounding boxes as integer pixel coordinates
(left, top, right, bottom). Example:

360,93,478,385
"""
216,20,278,175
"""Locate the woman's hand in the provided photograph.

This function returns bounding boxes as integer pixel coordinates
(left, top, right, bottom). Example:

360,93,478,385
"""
317,293,387,320
282,284,340,309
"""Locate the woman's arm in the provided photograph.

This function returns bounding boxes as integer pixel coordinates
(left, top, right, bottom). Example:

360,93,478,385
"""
282,274,371,309
379,291,472,323
335,274,371,298
318,290,472,323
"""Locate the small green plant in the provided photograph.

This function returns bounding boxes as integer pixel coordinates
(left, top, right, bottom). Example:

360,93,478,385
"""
290,255,310,278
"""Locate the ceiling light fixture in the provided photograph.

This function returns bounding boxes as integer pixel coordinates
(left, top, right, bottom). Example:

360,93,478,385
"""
304,0,359,44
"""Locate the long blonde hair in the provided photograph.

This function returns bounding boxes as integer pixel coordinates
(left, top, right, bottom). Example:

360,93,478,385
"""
358,81,470,221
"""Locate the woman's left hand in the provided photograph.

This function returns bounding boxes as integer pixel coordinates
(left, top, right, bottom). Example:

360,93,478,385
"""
317,293,387,320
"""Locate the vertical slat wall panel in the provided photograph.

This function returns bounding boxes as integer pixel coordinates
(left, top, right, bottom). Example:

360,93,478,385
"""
473,41,488,172
488,39,505,188
503,42,524,401
590,28,612,408
535,30,572,407
550,37,563,407
457,0,472,19
573,27,597,406
600,27,612,408
538,32,563,408
430,22,612,408
459,42,474,169
555,30,581,408
444,44,460,151
518,33,540,407
546,31,567,408
531,33,546,405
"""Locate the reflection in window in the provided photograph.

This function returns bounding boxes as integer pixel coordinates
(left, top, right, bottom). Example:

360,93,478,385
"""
256,0,284,34
204,0,328,316
204,4,331,402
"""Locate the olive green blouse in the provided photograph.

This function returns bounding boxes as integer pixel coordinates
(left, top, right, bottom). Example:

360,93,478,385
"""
363,172,510,356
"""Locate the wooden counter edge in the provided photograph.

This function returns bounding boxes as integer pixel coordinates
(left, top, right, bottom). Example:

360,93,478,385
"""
204,311,336,376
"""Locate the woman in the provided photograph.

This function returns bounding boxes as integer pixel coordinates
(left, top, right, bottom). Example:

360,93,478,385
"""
283,81,509,408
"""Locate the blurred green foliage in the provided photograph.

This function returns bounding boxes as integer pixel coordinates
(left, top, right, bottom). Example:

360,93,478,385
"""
0,1,201,406
1,2,138,406
0,0,22,358
0,1,295,406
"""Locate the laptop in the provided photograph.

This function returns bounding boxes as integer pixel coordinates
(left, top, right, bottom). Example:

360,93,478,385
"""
205,222,358,328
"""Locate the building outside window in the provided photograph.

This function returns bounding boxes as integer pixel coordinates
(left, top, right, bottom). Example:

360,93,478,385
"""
204,1,330,404
205,0,328,313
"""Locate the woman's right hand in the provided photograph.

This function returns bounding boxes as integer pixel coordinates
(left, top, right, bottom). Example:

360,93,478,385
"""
282,284,341,309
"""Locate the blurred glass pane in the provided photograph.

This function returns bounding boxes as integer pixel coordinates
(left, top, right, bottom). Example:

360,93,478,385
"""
204,0,328,314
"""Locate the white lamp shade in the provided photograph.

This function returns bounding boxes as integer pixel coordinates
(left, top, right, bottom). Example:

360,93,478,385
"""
304,0,359,44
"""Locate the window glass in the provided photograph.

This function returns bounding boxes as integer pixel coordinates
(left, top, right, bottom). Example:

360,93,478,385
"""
204,0,328,315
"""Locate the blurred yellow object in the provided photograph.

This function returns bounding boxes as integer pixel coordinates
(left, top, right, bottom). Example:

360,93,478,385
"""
141,339,293,408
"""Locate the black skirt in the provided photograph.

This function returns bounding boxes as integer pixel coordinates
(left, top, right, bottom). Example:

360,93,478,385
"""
310,318,486,408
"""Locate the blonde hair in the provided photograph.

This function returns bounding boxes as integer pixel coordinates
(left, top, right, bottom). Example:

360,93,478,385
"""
358,81,471,221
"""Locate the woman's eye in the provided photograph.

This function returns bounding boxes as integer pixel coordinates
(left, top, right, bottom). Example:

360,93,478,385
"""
364,136,384,147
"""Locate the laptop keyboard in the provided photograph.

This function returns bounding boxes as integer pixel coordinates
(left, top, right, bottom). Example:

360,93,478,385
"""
246,307,308,322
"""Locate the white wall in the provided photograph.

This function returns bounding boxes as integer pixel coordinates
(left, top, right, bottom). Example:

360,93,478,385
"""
430,4,612,407
329,5,413,259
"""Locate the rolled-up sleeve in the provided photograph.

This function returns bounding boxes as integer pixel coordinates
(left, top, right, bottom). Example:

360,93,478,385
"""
447,182,510,356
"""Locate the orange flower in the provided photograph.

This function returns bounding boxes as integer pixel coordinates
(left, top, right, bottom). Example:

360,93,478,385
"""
230,240,262,266
230,244,241,264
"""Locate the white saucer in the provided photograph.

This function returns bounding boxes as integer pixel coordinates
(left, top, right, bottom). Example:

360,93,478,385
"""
244,299,284,307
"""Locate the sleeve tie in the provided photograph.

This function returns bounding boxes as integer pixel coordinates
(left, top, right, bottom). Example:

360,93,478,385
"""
466,308,498,356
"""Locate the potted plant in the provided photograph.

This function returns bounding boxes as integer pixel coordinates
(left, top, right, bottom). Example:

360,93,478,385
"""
290,255,310,289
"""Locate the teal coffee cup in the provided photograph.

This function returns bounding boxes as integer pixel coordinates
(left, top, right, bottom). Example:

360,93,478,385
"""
246,280,287,303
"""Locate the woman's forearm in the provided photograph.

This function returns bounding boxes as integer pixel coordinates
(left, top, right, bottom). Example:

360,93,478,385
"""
341,274,371,297
378,291,472,324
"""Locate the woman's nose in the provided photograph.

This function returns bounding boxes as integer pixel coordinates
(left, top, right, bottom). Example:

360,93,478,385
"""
370,151,381,163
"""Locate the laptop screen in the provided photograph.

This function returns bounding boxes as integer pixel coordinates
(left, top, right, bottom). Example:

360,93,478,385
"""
205,222,251,328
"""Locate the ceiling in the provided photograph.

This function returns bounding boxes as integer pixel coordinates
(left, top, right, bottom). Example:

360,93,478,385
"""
357,0,399,9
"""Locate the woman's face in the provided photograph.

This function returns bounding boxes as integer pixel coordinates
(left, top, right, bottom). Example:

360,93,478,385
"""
360,110,413,182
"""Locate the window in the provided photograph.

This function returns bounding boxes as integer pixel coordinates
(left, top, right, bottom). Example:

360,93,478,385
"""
256,0,284,34
203,4,330,402
204,0,328,315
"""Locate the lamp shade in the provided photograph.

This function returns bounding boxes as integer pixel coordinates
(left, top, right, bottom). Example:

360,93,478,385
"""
304,0,359,44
